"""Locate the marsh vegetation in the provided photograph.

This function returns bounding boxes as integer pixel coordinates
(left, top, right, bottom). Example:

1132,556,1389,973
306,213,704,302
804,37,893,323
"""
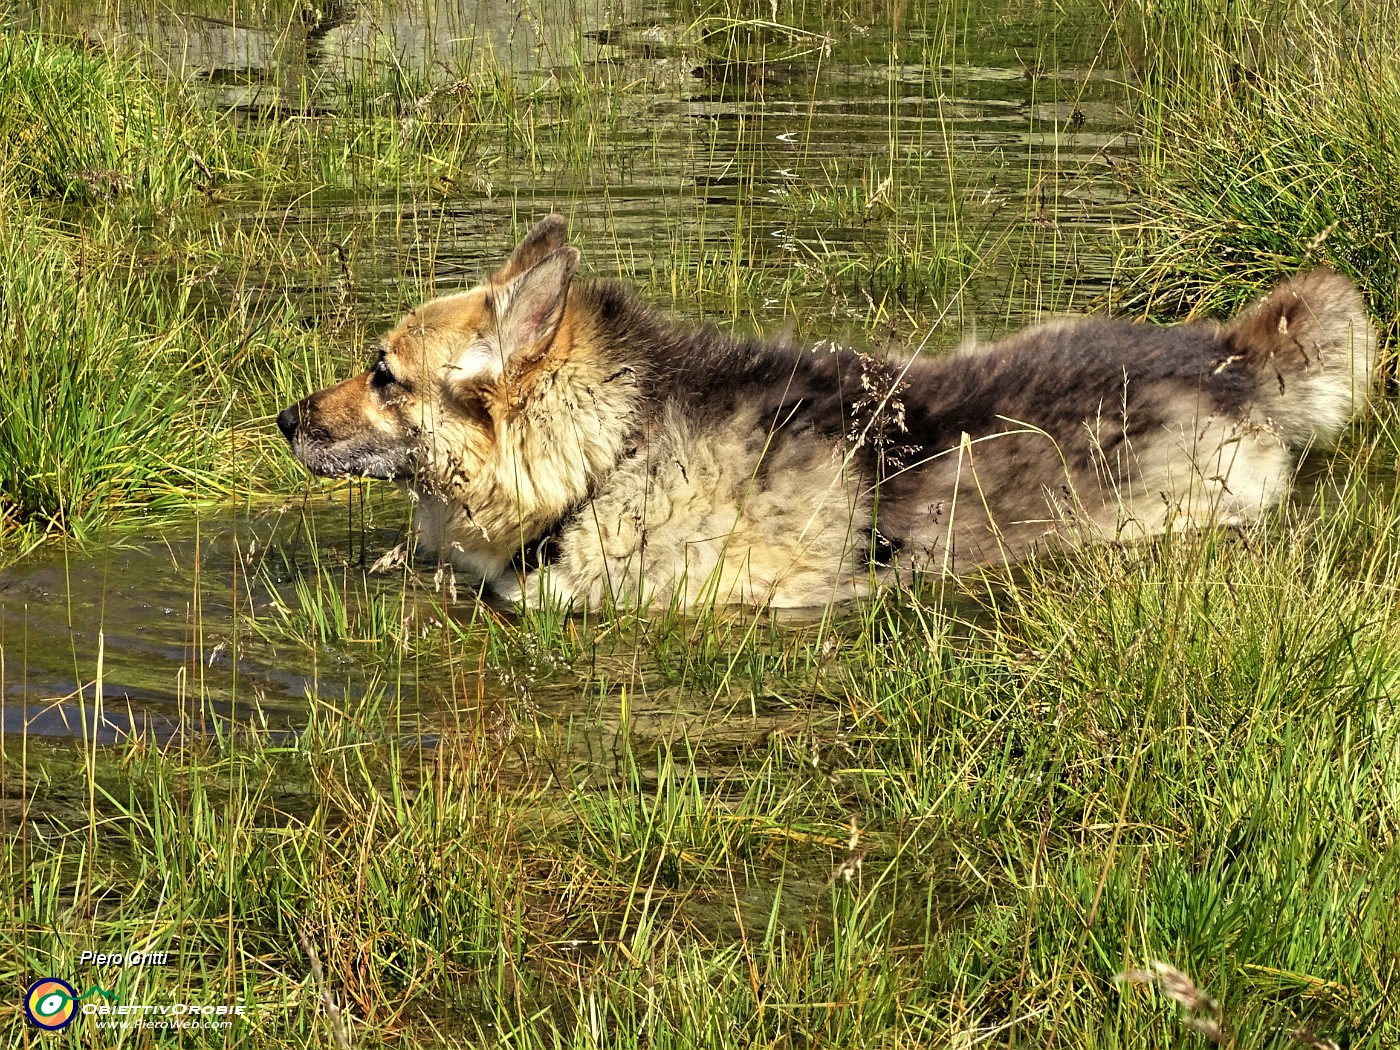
1,0,1397,1046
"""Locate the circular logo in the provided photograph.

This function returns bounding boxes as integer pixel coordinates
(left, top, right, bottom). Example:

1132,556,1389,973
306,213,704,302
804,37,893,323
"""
25,978,78,1031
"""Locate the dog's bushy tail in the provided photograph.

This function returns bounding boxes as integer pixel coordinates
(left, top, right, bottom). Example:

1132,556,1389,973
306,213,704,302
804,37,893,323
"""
1220,269,1377,449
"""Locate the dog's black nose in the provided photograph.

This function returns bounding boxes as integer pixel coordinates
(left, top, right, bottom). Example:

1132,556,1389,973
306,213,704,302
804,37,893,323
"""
277,404,300,442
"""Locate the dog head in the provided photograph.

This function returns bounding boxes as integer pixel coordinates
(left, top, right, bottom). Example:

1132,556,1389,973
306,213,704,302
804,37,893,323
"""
277,215,580,501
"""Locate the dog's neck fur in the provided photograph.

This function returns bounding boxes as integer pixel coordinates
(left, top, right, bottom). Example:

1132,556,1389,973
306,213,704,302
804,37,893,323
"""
415,280,658,578
421,277,899,587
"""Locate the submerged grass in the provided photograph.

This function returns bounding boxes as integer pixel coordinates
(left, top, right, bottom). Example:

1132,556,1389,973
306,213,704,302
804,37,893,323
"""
1,0,1399,1047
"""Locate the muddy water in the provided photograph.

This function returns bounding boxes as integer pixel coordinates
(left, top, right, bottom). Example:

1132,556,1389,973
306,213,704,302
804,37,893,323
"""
3,0,1130,745
0,500,396,743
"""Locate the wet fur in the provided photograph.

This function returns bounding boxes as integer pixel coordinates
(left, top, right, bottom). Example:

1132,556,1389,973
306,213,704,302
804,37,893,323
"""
279,216,1377,609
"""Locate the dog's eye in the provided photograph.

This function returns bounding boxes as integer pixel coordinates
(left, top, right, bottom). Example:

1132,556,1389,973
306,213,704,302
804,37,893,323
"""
371,358,397,389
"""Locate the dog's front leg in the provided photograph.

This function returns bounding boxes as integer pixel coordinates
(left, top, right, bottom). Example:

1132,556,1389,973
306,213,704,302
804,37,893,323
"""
503,566,584,612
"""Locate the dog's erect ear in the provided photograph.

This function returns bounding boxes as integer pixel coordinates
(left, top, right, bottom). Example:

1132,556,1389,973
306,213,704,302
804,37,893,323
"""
493,246,580,360
450,247,579,386
493,214,570,284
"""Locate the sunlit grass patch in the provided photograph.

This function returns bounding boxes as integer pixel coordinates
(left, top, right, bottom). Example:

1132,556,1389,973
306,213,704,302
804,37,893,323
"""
0,32,236,206
9,480,1398,1044
0,221,224,539
252,555,426,657
1111,0,1400,346
0,212,364,546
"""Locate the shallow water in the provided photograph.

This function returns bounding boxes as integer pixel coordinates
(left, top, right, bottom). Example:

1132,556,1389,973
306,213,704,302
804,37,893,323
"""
26,0,1133,328
0,492,865,759
0,499,393,743
3,0,1128,747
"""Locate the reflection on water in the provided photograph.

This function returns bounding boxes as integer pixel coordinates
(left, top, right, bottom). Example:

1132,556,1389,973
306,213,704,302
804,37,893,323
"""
55,1,626,108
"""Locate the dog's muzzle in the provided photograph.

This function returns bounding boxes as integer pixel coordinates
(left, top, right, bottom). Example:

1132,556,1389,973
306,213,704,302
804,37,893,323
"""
275,399,411,481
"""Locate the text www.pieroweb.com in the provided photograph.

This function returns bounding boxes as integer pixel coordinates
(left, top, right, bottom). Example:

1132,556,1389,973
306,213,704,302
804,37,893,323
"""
89,1003,244,1029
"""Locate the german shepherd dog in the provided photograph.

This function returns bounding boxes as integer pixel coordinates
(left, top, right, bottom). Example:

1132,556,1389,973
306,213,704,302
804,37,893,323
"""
278,215,1376,609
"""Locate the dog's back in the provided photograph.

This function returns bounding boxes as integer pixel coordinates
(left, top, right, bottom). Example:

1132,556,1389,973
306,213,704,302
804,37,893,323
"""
518,269,1375,605
873,270,1376,575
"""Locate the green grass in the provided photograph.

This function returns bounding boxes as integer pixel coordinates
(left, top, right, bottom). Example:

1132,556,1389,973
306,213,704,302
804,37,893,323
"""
1109,0,1400,342
6,460,1399,1045
2,0,1400,1047
0,221,222,538
0,205,371,543
0,32,231,206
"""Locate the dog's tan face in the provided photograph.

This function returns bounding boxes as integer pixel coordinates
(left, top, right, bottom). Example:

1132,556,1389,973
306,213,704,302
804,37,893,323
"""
278,216,579,501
